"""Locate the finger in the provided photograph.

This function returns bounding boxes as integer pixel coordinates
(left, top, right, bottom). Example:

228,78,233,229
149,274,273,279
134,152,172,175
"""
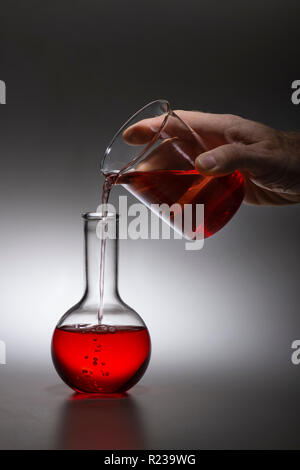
195,142,260,176
123,111,241,148
123,116,166,145
123,112,203,145
174,111,242,137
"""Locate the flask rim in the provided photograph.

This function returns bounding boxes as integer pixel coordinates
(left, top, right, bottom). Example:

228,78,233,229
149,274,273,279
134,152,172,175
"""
81,212,119,221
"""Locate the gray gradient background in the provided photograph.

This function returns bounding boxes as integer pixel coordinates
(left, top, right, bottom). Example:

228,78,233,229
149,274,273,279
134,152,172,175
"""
0,0,300,449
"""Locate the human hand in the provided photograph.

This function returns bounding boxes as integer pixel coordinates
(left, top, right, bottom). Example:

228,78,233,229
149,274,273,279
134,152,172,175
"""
123,111,300,205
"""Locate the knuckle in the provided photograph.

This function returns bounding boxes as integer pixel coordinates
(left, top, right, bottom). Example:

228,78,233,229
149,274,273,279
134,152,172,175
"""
223,113,242,125
224,125,240,143
261,132,282,151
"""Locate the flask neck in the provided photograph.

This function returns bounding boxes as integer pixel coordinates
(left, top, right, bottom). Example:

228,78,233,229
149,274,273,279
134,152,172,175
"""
83,215,119,306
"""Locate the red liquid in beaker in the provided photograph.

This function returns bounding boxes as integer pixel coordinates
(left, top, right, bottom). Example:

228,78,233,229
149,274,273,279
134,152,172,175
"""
52,325,151,394
116,169,244,238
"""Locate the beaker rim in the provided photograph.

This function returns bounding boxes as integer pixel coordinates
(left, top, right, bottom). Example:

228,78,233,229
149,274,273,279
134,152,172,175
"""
82,212,119,221
100,99,171,174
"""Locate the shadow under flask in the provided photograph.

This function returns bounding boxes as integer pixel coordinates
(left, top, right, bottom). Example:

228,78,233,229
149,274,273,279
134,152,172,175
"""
51,213,151,395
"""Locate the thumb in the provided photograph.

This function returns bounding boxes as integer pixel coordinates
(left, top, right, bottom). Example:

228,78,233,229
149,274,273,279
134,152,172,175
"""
195,143,249,175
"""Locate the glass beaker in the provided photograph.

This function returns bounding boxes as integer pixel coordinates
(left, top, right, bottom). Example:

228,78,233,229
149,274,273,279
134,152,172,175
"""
101,100,245,239
51,213,151,394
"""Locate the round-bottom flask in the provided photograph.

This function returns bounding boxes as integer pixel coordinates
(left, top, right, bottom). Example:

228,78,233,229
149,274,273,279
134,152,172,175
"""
51,213,151,394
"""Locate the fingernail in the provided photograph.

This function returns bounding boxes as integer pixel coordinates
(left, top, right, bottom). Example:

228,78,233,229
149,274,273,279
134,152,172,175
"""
196,154,217,171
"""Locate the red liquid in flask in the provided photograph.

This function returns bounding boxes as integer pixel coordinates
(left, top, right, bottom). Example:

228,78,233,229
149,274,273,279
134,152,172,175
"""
52,325,151,394
114,169,245,238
